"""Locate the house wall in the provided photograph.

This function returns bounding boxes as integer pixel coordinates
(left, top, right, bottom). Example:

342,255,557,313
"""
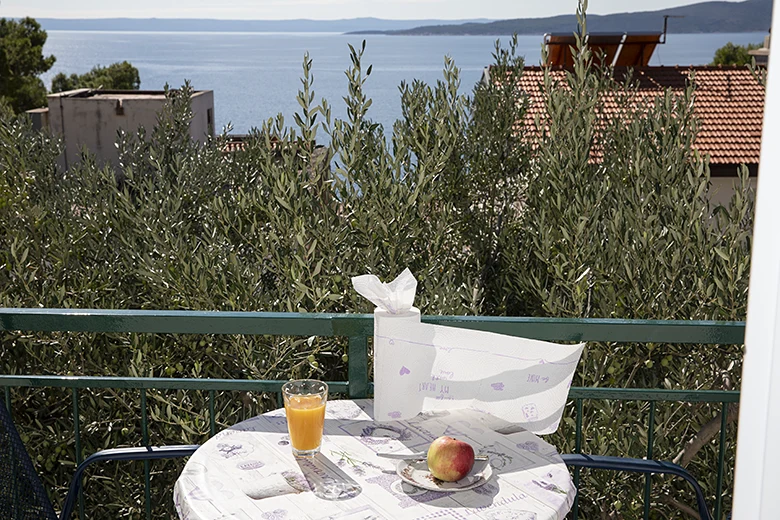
190,91,215,141
26,108,50,132
47,90,214,169
708,175,758,208
48,94,164,168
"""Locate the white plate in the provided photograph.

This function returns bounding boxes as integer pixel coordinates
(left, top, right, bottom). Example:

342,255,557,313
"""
396,458,493,492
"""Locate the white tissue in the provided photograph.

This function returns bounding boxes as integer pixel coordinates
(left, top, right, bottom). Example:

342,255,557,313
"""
353,270,585,435
351,268,417,314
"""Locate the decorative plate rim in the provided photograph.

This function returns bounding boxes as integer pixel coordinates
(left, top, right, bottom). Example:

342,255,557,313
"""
395,459,493,492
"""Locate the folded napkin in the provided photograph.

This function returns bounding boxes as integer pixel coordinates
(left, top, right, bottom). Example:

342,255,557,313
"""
238,471,309,500
353,269,586,435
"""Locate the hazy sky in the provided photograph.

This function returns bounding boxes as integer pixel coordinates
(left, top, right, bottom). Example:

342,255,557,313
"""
0,0,742,21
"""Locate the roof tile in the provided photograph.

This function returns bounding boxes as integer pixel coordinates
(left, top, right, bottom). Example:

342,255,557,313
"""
515,65,765,165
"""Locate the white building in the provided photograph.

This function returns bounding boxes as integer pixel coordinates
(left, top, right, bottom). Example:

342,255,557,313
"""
749,33,771,66
29,89,214,168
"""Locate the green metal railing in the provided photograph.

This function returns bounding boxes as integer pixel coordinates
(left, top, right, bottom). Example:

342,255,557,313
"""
0,309,744,520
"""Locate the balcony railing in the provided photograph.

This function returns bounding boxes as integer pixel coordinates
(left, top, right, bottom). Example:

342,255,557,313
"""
0,309,744,520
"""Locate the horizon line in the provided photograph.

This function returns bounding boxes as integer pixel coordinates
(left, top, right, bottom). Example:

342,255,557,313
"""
11,16,500,22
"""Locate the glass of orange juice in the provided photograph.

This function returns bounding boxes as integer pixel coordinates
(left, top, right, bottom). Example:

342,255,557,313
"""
282,379,328,458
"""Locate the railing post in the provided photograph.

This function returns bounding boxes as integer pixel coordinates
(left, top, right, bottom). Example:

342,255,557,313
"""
573,398,583,520
209,390,216,437
643,401,656,520
72,388,84,520
715,402,729,520
140,389,151,520
7,386,20,520
348,335,369,399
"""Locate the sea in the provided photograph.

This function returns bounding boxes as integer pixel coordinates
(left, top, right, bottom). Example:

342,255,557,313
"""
41,31,767,135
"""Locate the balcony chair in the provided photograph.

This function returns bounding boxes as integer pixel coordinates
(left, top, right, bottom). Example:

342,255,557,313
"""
561,454,712,520
0,401,199,520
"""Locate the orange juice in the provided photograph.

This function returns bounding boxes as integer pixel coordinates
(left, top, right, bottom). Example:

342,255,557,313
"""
284,394,326,452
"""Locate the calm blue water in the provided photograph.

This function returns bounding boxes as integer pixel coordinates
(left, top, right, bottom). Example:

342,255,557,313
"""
41,31,767,134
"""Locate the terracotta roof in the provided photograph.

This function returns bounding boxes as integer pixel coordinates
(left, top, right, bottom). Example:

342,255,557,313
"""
221,135,286,153
515,65,765,166
223,135,249,153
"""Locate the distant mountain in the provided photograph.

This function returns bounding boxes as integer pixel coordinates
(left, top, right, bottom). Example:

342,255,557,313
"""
36,17,495,33
353,0,773,35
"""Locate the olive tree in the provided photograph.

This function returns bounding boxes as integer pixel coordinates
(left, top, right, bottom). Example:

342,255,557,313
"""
0,3,755,517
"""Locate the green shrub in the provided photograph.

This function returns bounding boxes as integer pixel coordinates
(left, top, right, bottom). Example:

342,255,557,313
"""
51,61,141,93
711,42,762,66
0,45,513,517
501,7,752,517
0,17,55,113
0,5,755,517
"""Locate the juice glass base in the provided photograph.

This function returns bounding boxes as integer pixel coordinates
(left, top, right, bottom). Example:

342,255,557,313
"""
292,446,321,458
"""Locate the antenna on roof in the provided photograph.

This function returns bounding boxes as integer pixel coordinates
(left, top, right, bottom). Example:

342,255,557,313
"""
661,15,685,44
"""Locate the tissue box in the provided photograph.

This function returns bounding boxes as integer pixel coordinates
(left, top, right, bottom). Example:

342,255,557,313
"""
353,270,585,435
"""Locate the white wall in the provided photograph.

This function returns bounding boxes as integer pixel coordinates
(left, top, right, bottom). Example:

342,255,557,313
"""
47,90,214,169
190,90,215,143
48,93,165,168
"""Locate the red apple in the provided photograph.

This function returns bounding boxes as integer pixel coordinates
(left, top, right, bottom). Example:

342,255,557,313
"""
426,436,475,482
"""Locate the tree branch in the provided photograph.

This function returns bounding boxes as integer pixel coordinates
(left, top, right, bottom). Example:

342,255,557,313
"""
659,495,701,519
673,402,739,467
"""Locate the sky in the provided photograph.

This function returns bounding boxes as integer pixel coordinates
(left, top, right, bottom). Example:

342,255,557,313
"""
0,0,743,21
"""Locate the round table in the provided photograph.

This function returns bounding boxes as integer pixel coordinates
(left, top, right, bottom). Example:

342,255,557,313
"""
174,399,575,520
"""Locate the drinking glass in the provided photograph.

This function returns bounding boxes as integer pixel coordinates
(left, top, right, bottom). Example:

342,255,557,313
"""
282,379,328,457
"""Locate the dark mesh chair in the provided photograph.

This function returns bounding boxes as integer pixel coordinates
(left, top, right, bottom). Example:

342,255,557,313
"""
0,402,198,520
562,454,712,520
0,401,58,520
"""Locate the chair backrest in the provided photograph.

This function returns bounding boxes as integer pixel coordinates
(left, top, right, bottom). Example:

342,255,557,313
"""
0,403,58,520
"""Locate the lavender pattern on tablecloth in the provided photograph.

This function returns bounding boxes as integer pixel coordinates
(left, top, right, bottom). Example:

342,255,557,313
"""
173,399,574,520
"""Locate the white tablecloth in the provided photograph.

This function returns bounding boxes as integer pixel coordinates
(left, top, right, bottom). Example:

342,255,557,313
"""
174,399,575,520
